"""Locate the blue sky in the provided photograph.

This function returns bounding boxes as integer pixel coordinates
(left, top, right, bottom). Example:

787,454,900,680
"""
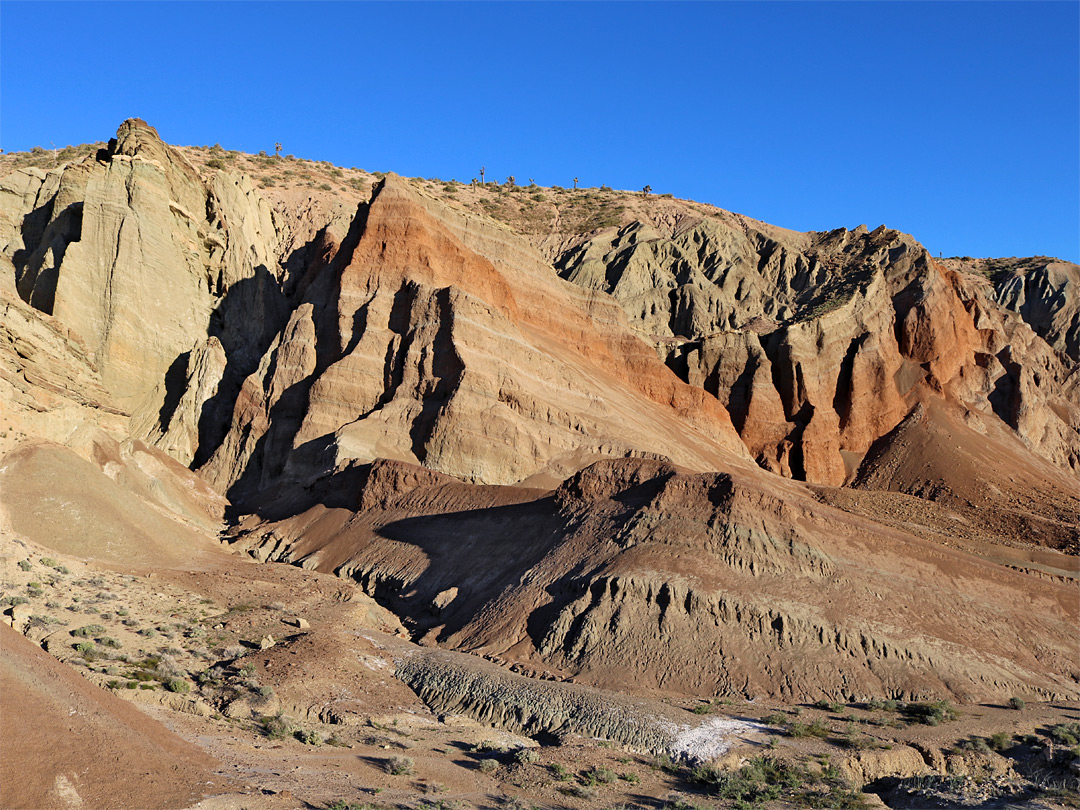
2,1,1077,261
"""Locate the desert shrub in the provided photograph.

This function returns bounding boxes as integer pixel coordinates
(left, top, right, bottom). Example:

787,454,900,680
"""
514,747,539,764
164,678,190,694
579,765,615,785
549,763,572,781
295,729,321,745
956,736,992,754
1,595,28,607
1008,696,1026,710
1049,723,1080,746
619,771,640,784
762,713,789,727
690,761,726,786
702,756,807,804
18,560,32,571
989,732,1013,752
904,700,958,726
478,758,498,774
788,719,830,738
74,641,95,656
259,713,293,740
559,784,596,799
386,755,414,775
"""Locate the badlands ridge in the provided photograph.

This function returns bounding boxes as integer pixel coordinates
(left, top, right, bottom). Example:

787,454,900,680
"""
0,119,1077,809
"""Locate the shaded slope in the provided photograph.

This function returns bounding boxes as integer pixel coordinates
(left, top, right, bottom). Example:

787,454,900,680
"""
229,458,1079,703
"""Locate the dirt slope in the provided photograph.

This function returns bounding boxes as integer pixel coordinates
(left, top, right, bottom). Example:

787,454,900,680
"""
0,623,228,810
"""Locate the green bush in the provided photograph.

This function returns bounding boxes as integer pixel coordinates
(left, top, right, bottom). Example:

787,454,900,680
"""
904,700,958,726
294,729,321,745
788,719,830,738
1008,696,1025,710
956,736,991,754
549,763,572,781
580,765,615,785
386,755,414,775
259,714,294,740
1049,723,1080,746
18,560,32,571
164,678,190,694
514,747,539,764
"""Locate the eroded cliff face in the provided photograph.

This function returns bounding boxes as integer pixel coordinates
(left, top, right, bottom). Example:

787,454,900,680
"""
555,221,1080,483
1,120,292,467
196,173,749,499
226,457,1079,702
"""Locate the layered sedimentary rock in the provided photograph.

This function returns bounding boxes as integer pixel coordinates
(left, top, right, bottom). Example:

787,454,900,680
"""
229,457,1079,702
2,120,1076,709
2,119,291,464
197,174,750,498
556,221,1080,482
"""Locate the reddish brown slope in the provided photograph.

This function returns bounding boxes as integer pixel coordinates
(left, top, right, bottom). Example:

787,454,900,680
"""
0,624,227,810
200,175,751,499
229,457,1079,703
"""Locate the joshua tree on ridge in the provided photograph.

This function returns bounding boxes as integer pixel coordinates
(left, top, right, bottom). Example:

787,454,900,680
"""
573,177,578,189
275,142,282,157
506,176,515,187
642,184,652,198
480,166,486,184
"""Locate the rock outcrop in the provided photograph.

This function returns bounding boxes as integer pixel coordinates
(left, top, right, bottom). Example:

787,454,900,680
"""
197,173,750,499
990,258,1079,361
555,221,1080,482
2,119,293,464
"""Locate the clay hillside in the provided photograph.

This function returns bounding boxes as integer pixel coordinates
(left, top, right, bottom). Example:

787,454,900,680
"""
1,119,1077,810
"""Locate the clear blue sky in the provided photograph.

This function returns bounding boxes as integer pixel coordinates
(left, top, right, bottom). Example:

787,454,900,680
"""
2,1,1077,261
